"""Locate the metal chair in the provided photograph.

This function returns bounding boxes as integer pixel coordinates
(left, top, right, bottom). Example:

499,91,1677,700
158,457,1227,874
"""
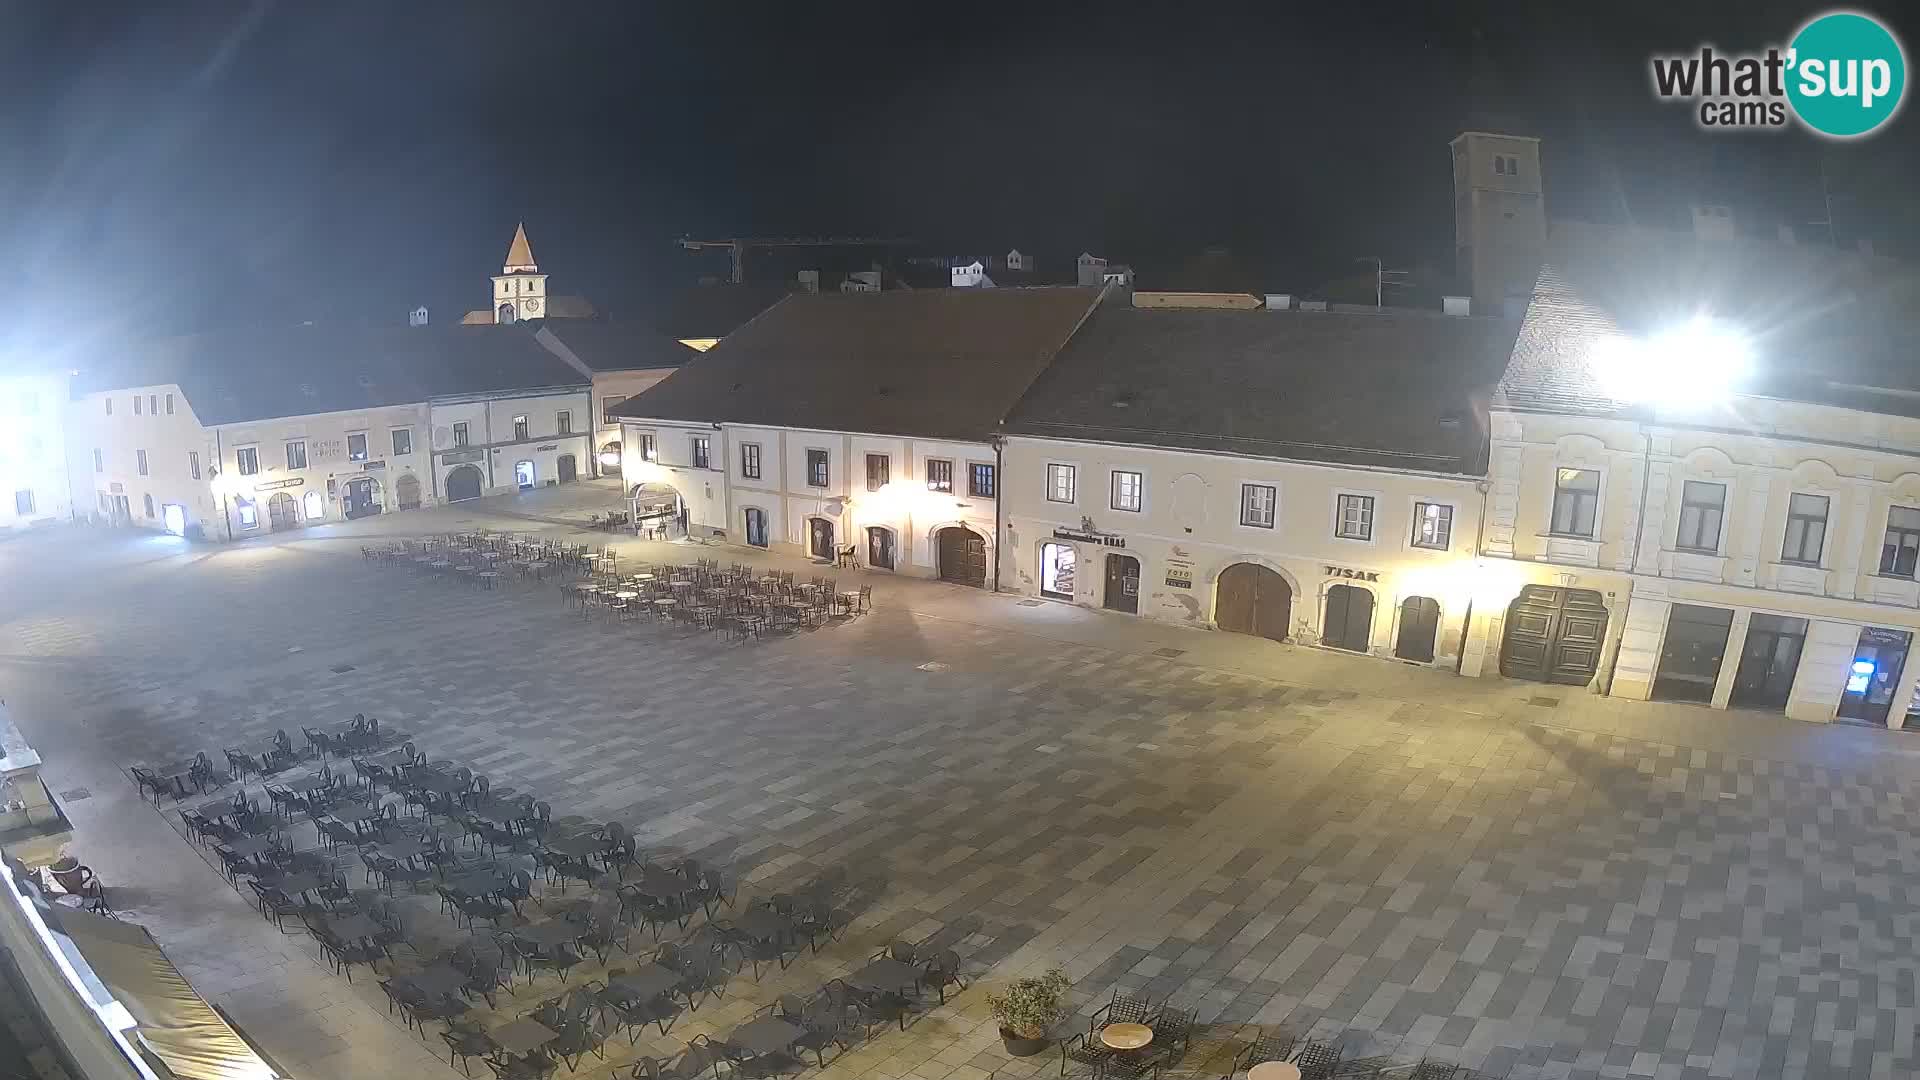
1090,989,1156,1034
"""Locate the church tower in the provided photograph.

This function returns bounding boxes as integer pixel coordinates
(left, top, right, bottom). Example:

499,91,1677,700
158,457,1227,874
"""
1450,31,1545,313
490,223,549,323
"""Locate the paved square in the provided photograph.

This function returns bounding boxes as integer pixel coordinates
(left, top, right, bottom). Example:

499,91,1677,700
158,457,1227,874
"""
6,518,1920,1079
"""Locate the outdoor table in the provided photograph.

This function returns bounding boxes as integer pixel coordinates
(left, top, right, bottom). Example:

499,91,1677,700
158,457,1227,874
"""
546,832,605,858
364,750,411,768
1247,1063,1302,1080
849,957,921,995
512,920,586,948
148,760,198,791
653,598,677,610
445,871,511,897
732,907,794,943
415,773,466,795
1100,1024,1154,1051
407,964,470,999
326,913,383,942
280,775,330,794
330,804,379,826
615,590,639,601
607,965,683,1002
632,573,653,581
489,1017,559,1056
377,838,428,862
527,561,549,579
473,802,528,826
276,872,326,899
430,560,450,570
196,799,240,821
627,867,693,900
224,836,277,859
729,1016,803,1057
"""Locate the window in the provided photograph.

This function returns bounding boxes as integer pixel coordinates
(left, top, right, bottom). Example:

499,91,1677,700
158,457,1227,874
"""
148,394,157,415
189,451,200,480
866,454,890,491
136,449,148,476
1676,480,1726,553
347,433,368,462
512,415,529,441
640,434,656,461
165,393,174,415
143,494,154,518
1782,492,1830,565
806,449,829,488
1412,501,1453,549
237,497,257,529
1047,463,1076,504
133,395,142,415
603,396,627,425
13,490,32,515
92,448,103,473
1335,493,1374,540
235,446,259,475
452,422,469,448
391,428,413,456
1240,483,1276,528
691,436,711,470
969,462,996,498
1549,468,1599,537
740,442,761,479
926,458,953,492
1111,470,1143,512
557,411,571,435
1881,506,1920,578
285,440,307,470
104,397,112,415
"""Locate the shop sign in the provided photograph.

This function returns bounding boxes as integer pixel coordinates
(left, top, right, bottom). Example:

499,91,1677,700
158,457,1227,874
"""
362,460,386,471
1860,626,1911,647
443,449,485,465
1053,527,1125,548
253,477,305,492
1323,564,1379,582
1165,567,1194,589
536,444,557,452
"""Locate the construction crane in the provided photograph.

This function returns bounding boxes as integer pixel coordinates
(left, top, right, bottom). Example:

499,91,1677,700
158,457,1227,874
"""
677,236,908,284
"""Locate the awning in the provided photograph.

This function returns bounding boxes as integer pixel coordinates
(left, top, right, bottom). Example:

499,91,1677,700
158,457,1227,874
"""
55,908,277,1080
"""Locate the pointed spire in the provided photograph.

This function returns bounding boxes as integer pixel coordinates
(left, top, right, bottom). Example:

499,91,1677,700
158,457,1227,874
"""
503,222,537,273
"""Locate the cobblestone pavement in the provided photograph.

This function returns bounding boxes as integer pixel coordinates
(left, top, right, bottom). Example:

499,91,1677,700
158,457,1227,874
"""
7,508,1920,1079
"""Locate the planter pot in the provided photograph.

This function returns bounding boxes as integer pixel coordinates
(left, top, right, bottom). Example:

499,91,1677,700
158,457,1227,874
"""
1000,1030,1050,1057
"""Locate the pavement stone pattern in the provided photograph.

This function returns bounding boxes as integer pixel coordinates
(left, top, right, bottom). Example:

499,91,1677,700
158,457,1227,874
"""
6,521,1920,1079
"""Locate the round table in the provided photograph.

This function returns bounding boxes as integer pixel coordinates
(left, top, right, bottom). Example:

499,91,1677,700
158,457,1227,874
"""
1100,1024,1154,1051
633,574,654,582
653,598,677,608
1247,1063,1302,1080
615,591,639,601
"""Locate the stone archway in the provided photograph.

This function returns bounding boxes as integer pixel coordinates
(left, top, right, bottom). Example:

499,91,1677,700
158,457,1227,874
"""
395,472,422,510
445,464,484,502
1214,562,1292,642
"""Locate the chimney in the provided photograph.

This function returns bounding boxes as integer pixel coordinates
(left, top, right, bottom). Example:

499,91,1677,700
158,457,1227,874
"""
1265,294,1292,311
408,306,429,327
1442,296,1471,317
1777,224,1797,246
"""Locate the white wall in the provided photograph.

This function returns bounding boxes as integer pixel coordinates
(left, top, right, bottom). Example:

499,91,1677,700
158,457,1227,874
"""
1,373,72,530
591,369,678,477
214,403,430,536
65,383,217,537
429,388,594,500
618,419,728,534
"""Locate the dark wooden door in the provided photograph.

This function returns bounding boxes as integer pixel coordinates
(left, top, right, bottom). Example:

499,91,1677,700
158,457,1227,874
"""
557,455,578,483
867,527,895,570
267,492,299,531
395,473,421,510
1103,554,1140,614
1500,586,1610,685
1730,617,1807,710
808,518,836,559
1215,563,1290,642
1323,584,1374,652
1395,596,1440,662
744,508,767,547
937,528,987,588
445,465,482,502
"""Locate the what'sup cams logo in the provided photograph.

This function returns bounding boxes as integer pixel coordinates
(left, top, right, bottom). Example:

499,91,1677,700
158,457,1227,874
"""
1650,10,1906,137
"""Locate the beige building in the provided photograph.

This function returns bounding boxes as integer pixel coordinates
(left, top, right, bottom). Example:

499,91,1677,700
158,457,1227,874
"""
1,371,75,532
1000,296,1517,667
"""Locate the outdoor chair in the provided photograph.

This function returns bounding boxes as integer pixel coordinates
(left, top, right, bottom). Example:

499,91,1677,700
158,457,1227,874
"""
1061,1033,1115,1078
1151,1006,1195,1064
797,899,849,952
792,999,853,1067
1103,1053,1162,1080
919,948,969,1004
853,986,917,1035
1405,1063,1463,1080
602,987,682,1042
128,766,171,806
548,1019,606,1071
441,1020,494,1076
1091,989,1157,1034
520,941,586,985
631,1053,706,1080
1292,1042,1341,1080
190,751,231,791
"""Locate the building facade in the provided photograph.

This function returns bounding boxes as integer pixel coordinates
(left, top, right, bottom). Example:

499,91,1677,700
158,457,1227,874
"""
429,388,594,502
1,372,74,532
64,381,216,536
209,403,431,536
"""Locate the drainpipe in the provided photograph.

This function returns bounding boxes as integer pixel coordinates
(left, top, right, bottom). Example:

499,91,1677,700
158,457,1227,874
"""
1456,479,1491,675
216,428,232,542
991,436,1004,592
1598,424,1655,696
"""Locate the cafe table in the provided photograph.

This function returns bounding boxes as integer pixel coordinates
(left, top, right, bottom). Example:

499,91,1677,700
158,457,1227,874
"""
275,872,327,899
489,1017,559,1056
729,1016,803,1057
280,774,330,794
626,867,692,900
512,920,586,948
847,957,921,995
325,913,384,942
732,907,793,943
607,965,683,1002
407,964,470,1000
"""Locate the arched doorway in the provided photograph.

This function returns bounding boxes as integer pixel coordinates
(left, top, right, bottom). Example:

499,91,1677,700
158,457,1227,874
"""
1395,596,1441,663
395,473,422,510
808,517,836,560
744,507,768,547
1323,584,1374,652
631,483,681,538
1103,554,1140,613
445,464,484,502
866,526,896,570
1500,586,1610,685
557,454,578,483
266,492,299,531
343,477,381,518
936,526,987,588
302,489,325,522
514,460,536,489
1215,563,1290,642
497,303,515,323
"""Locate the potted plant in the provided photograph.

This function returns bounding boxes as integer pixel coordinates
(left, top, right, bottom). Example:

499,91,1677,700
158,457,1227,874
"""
988,968,1072,1056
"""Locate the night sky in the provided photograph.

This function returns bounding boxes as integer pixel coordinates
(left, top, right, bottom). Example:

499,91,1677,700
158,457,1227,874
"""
3,1,1916,353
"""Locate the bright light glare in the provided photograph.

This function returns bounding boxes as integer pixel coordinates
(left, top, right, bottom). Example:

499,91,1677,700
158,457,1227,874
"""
1591,317,1752,406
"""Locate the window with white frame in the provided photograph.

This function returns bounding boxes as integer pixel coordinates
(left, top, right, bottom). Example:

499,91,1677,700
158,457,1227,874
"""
926,458,953,492
235,446,258,475
740,442,761,479
1781,492,1829,565
1046,463,1076,504
1549,468,1599,537
135,449,148,476
866,454,890,491
806,448,829,487
1240,483,1276,528
188,451,200,480
640,433,656,461
512,415,529,441
1676,480,1725,553
347,433,368,462
1335,493,1374,540
968,462,995,498
286,440,307,470
556,410,571,435
1881,506,1920,578
1110,470,1143,512
92,448,102,473
451,422,469,448
1412,501,1452,549
391,428,413,456
691,436,711,469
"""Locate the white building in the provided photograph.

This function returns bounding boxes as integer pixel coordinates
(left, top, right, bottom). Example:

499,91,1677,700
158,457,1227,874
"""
999,294,1516,667
1,371,74,533
532,322,698,481
613,287,1102,580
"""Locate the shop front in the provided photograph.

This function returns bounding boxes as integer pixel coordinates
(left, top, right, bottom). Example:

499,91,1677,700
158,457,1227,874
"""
1838,626,1913,725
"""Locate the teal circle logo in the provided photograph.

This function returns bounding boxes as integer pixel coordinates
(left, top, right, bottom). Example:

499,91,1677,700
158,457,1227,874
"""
1786,11,1907,137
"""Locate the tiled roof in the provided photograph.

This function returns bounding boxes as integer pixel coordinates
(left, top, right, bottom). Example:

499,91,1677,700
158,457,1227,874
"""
536,321,698,374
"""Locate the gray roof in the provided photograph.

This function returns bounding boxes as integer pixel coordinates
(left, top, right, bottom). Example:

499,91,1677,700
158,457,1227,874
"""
1005,304,1521,476
1501,223,1920,418
613,287,1102,441
536,320,699,373
77,324,588,427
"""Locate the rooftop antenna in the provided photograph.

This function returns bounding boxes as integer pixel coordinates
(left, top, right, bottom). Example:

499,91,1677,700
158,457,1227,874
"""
1356,256,1412,309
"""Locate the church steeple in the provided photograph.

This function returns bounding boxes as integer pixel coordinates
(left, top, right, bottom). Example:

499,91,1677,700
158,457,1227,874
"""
503,222,537,274
490,223,548,323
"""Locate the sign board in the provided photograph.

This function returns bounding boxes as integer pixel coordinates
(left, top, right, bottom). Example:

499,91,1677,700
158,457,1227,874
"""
1323,564,1380,582
536,444,558,452
1052,527,1125,548
253,477,305,492
1164,568,1193,589
362,460,386,471
442,449,485,465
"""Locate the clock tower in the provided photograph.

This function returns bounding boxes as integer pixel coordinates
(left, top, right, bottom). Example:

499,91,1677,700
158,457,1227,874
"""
489,223,548,323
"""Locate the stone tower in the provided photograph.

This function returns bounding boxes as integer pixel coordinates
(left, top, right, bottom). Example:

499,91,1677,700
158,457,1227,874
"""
490,223,549,323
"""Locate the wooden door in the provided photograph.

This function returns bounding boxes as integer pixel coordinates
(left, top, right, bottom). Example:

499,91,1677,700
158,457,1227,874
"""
557,455,578,483
1215,563,1290,642
808,518,835,559
936,528,987,588
1103,554,1139,614
267,492,299,531
445,465,482,502
745,508,768,548
1394,596,1440,662
1323,584,1374,652
867,527,895,570
1499,586,1610,685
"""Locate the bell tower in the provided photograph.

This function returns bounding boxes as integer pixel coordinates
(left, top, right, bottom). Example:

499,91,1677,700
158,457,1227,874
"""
1450,131,1544,312
489,223,549,323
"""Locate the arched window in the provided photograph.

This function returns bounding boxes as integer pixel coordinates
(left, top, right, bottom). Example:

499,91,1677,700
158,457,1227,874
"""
498,303,516,323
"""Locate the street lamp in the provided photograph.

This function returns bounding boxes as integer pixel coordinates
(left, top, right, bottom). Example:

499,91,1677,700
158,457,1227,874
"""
1591,317,1752,407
